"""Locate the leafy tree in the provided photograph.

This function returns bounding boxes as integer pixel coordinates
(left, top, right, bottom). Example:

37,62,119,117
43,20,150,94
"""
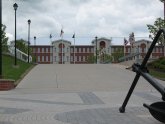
147,18,165,45
111,48,124,62
12,39,35,62
1,24,9,52
87,55,96,63
15,39,28,53
103,54,113,62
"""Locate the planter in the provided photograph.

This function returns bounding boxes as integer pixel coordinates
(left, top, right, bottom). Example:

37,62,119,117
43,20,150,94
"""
0,79,15,91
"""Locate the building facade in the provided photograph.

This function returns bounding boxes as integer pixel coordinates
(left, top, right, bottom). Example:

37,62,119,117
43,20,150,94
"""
30,38,165,64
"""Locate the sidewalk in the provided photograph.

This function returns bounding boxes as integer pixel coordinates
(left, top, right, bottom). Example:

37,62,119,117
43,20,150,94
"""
0,64,164,124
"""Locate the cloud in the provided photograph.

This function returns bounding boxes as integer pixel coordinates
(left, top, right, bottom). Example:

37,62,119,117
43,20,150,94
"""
2,0,163,45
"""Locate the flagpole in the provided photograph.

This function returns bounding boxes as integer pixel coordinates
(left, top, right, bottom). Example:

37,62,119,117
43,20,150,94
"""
50,34,52,45
60,29,64,64
74,34,75,64
124,44,126,61
61,35,63,64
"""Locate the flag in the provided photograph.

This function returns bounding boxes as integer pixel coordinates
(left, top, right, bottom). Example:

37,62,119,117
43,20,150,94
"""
60,29,64,37
50,34,52,39
72,33,75,38
129,32,135,47
124,38,128,46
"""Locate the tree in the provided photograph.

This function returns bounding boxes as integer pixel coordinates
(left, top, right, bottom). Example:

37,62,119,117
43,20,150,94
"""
111,48,124,62
147,17,165,45
101,53,113,63
147,19,165,57
87,55,96,63
15,39,28,53
1,24,9,52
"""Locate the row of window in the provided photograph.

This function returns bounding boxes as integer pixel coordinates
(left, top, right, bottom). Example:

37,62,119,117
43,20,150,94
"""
37,56,52,62
152,47,164,53
70,56,87,62
34,47,164,54
54,47,69,53
34,48,52,53
111,48,123,52
53,47,95,53
70,48,94,53
112,47,164,53
53,56,88,62
54,56,70,62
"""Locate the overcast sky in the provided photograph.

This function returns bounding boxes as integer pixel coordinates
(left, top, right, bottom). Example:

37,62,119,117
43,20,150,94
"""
3,0,163,45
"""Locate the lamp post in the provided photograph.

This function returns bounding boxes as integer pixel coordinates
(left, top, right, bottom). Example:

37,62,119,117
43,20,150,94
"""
0,0,2,78
27,19,31,63
34,36,36,63
13,3,18,66
95,36,98,64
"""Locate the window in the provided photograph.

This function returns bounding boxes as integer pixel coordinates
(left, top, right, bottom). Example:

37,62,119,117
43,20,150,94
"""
108,48,110,53
54,47,56,52
87,48,89,53
42,56,44,62
83,48,85,53
79,56,81,61
38,56,40,62
75,56,77,61
160,48,163,53
33,48,35,53
128,48,130,53
50,56,52,62
59,56,61,61
46,48,49,53
63,56,65,62
62,48,65,53
67,47,69,52
83,56,86,61
46,56,48,62
42,48,44,53
70,56,73,61
77,56,79,61
54,56,56,62
50,48,52,53
156,47,159,53
91,48,94,53
143,48,146,53
38,48,40,53
111,48,114,53
70,48,73,53
89,48,91,52
157,48,160,53
75,48,77,53
67,56,69,62
59,48,62,52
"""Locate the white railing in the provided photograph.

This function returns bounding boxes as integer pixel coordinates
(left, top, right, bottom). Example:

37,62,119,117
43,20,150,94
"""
8,46,32,63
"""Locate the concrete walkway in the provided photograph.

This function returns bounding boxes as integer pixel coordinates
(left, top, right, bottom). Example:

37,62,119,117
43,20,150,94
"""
0,64,164,124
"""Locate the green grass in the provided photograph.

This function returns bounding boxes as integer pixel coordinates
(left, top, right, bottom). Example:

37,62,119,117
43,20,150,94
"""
2,54,34,82
149,69,165,81
147,57,165,81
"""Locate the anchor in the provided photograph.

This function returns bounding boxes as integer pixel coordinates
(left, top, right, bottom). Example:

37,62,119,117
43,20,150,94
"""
119,29,165,123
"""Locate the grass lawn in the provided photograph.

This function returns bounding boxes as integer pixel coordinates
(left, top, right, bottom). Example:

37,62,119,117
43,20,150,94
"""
2,54,34,84
149,69,165,81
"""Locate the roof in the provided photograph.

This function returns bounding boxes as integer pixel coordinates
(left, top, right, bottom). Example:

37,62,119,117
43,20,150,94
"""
52,39,71,44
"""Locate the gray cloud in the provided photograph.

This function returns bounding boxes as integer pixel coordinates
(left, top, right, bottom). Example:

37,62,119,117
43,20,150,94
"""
2,0,163,45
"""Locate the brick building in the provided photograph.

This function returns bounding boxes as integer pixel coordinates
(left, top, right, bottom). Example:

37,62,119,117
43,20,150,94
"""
30,38,165,64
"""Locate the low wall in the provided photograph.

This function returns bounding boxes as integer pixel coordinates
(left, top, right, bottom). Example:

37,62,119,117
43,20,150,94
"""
0,79,15,91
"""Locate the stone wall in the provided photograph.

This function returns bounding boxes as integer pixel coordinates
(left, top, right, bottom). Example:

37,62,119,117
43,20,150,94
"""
0,79,15,90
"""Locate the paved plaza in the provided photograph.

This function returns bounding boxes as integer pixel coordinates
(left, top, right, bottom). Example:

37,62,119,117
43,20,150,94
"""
0,64,165,124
